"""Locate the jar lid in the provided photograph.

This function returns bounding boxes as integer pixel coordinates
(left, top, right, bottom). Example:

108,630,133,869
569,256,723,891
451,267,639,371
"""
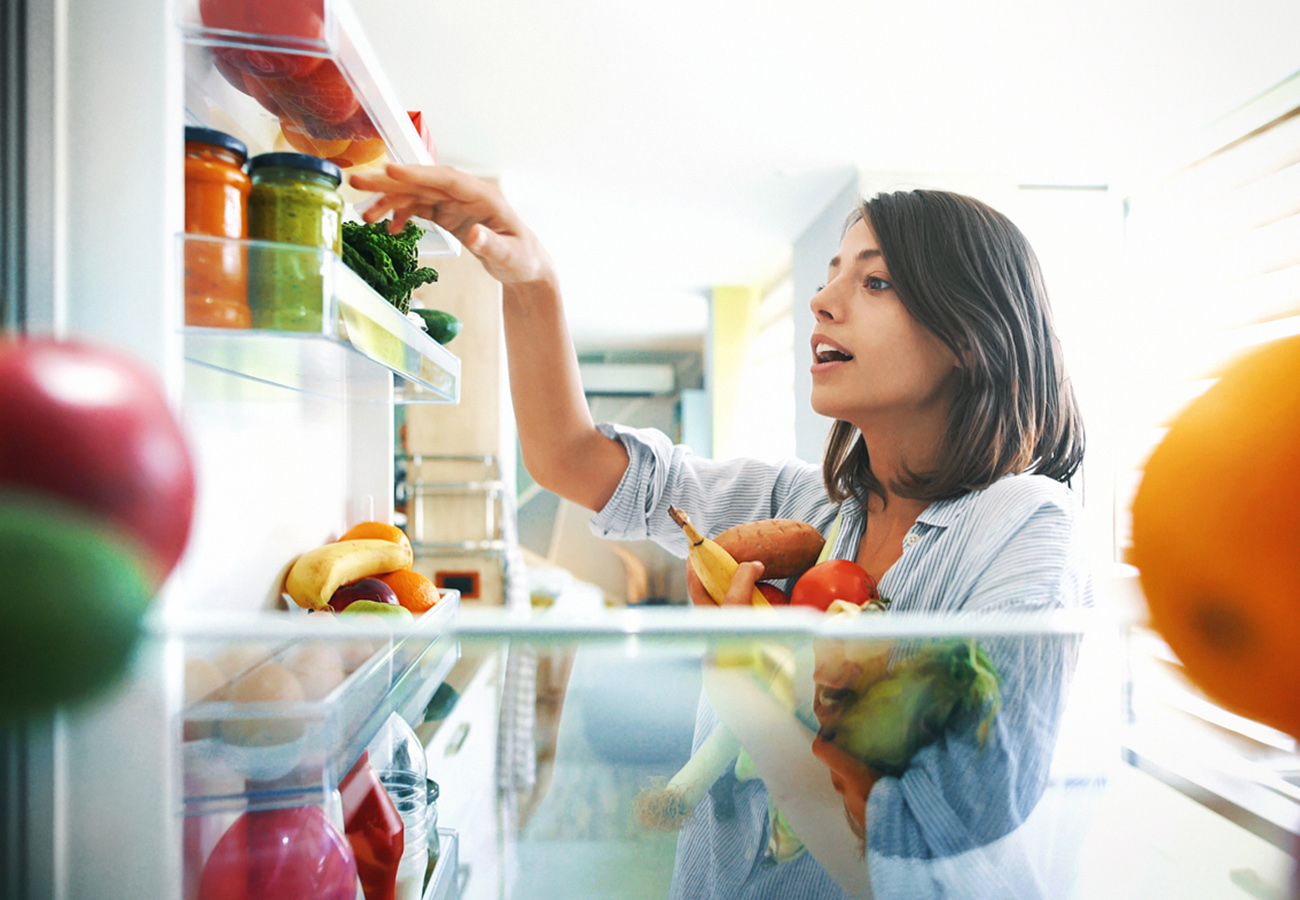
249,152,343,186
184,126,248,161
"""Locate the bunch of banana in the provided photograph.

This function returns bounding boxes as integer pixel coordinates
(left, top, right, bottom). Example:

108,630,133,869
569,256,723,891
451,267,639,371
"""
284,539,412,610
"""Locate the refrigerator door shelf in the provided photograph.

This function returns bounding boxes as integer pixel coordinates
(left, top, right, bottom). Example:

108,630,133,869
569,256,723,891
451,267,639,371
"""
178,590,461,817
181,234,461,402
178,0,457,255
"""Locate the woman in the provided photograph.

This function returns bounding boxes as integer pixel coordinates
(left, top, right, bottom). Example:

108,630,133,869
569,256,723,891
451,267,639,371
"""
353,166,1092,899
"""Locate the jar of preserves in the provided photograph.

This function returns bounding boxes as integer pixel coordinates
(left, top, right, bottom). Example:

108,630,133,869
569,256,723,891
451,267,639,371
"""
246,152,344,332
183,126,251,328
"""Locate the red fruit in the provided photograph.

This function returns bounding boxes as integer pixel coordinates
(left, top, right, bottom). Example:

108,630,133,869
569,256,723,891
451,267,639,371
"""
198,0,325,38
757,583,789,606
197,806,357,900
790,559,879,612
263,61,359,125
0,339,196,583
328,577,399,612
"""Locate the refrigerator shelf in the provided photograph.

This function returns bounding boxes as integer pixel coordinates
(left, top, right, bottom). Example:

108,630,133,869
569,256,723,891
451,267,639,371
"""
424,828,460,900
180,590,461,815
181,234,461,402
178,0,458,256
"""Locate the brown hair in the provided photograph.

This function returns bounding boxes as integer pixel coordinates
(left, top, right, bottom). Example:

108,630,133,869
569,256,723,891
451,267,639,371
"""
823,190,1084,505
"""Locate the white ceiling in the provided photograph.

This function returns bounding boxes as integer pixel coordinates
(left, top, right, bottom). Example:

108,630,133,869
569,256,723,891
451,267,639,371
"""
356,0,1300,351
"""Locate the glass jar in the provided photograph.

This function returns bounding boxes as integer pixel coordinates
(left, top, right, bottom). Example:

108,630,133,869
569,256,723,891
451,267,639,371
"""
246,152,343,332
183,126,251,329
422,779,441,891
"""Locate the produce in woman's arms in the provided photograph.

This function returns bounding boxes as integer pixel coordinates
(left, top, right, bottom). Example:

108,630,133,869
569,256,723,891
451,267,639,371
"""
352,165,1090,900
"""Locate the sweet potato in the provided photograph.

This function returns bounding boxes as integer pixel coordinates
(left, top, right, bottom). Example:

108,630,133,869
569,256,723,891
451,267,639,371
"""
712,518,826,580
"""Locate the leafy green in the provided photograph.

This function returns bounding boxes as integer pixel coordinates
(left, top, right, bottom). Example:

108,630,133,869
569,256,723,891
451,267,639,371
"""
340,219,438,315
830,638,1001,777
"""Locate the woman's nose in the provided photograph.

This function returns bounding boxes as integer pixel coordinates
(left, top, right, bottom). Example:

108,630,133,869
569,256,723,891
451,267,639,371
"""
810,283,838,321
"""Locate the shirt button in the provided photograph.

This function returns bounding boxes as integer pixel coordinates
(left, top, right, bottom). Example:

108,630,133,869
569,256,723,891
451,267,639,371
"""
904,532,920,547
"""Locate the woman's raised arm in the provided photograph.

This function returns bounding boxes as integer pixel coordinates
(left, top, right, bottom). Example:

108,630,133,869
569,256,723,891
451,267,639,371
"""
350,164,629,511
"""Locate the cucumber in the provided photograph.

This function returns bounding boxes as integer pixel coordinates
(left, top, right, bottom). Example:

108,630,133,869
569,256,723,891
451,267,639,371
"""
412,308,463,345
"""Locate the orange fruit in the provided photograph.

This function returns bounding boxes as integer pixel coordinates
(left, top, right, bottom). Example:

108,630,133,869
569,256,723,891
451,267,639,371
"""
338,521,412,557
377,568,439,615
1130,334,1300,737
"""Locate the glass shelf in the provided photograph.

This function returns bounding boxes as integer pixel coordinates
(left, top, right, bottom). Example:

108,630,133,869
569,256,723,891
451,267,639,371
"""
178,0,458,256
181,234,461,402
177,590,460,815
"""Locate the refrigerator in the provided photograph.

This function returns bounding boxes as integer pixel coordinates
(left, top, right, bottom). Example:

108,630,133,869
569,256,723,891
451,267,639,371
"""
3,1,1300,899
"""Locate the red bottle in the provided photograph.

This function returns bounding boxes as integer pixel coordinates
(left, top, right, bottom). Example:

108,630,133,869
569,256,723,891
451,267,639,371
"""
339,751,404,900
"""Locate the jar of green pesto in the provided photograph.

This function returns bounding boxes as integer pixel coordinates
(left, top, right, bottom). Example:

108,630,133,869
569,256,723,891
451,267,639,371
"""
246,152,344,332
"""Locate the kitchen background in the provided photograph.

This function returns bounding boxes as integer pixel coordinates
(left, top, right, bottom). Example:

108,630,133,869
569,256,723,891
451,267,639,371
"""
3,0,1300,898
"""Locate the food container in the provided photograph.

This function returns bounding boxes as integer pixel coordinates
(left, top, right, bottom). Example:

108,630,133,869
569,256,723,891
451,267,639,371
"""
422,779,440,890
183,126,251,328
246,152,344,331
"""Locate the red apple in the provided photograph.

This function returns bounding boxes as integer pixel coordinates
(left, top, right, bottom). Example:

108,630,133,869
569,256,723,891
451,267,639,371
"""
328,577,398,612
0,339,196,583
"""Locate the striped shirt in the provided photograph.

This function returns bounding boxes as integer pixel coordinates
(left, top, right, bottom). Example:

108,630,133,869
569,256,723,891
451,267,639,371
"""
588,422,1094,900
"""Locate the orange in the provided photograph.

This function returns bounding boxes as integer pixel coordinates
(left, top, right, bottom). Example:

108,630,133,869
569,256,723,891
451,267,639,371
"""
377,568,439,615
338,521,412,558
1130,334,1300,738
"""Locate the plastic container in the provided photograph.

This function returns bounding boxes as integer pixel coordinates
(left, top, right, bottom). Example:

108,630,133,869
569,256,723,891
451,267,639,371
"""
368,713,428,900
246,152,344,331
339,750,404,900
183,126,251,328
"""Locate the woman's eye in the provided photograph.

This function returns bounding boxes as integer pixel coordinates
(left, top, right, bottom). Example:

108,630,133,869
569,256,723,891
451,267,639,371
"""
815,284,826,293
864,276,892,291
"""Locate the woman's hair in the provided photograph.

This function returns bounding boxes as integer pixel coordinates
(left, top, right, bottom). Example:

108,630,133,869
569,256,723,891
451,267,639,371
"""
823,189,1085,505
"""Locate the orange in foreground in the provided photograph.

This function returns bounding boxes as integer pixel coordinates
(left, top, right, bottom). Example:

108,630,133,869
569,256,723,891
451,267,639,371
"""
338,521,412,557
1130,334,1300,738
378,568,439,615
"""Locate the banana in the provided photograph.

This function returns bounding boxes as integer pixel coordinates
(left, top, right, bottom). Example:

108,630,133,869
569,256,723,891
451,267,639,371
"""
284,539,413,610
668,506,772,608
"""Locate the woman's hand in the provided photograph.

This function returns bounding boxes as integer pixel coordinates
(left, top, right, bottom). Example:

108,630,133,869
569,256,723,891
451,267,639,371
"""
685,559,765,607
349,164,554,287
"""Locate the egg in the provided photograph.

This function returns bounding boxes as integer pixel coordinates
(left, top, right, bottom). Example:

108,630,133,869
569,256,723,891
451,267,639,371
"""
218,662,307,747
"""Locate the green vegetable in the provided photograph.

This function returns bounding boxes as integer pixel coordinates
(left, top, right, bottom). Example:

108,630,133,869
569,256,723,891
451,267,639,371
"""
830,638,1001,776
340,219,438,314
411,309,462,345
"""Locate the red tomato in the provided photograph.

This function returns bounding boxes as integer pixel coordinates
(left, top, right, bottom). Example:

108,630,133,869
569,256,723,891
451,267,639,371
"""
0,339,196,582
756,582,789,606
263,61,360,125
790,559,879,612
199,0,326,80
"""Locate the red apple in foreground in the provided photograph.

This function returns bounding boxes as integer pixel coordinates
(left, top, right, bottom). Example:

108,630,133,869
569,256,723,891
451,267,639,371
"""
328,577,398,612
0,338,196,583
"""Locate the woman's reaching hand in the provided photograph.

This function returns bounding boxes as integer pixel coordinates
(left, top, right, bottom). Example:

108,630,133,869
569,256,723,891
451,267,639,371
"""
350,164,555,287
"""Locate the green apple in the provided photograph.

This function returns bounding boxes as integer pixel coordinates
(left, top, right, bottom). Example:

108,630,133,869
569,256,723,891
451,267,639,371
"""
338,600,414,623
0,493,153,718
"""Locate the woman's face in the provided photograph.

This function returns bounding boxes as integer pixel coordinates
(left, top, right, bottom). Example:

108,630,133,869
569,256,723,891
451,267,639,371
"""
809,218,961,428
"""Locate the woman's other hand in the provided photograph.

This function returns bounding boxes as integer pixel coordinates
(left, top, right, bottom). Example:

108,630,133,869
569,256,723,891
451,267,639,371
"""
685,559,765,607
349,164,554,287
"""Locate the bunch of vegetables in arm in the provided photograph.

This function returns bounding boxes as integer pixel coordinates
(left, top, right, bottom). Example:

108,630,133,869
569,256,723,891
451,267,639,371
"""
340,219,438,315
637,512,832,842
811,623,1002,837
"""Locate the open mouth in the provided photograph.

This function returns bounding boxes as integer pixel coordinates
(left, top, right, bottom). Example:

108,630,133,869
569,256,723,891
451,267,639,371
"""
814,342,854,363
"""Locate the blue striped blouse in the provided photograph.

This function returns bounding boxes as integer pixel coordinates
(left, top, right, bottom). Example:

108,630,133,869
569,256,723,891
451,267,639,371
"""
588,422,1095,900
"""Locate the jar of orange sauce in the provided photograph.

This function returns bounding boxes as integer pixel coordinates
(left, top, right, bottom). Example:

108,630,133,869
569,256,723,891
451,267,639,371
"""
184,126,252,328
